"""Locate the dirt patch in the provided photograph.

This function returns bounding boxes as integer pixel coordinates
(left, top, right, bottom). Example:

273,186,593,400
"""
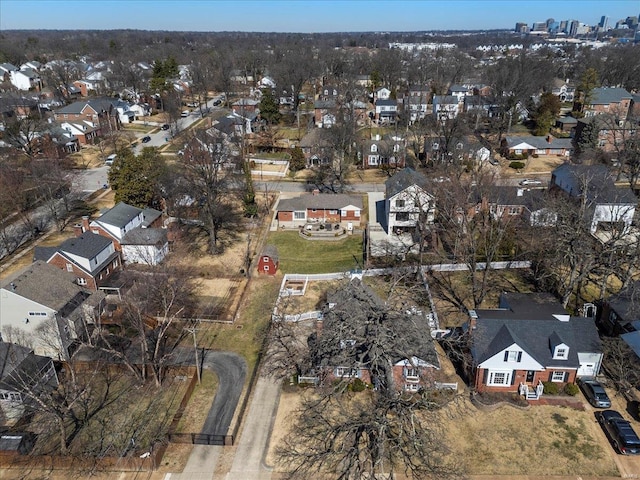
266,388,304,468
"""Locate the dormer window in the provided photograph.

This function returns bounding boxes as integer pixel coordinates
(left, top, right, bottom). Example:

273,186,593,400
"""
371,144,378,153
554,346,568,359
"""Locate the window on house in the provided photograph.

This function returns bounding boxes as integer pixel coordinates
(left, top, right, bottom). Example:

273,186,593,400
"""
66,263,73,272
371,144,378,152
504,351,522,362
405,383,420,392
263,256,269,262
551,371,566,382
329,210,338,214
92,229,98,234
396,199,405,208
264,265,269,271
294,211,305,220
393,144,400,152
335,367,358,378
508,207,519,215
555,347,567,358
77,277,87,286
340,339,356,348
354,211,360,217
488,371,511,386
396,212,410,221
404,367,419,379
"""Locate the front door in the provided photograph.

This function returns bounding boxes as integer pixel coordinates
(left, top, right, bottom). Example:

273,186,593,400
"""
526,371,535,383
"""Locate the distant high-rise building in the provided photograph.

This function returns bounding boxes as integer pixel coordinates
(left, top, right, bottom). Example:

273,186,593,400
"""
615,19,629,29
569,20,580,36
626,16,638,28
532,21,547,32
515,22,529,33
546,18,555,28
599,16,609,30
559,20,568,33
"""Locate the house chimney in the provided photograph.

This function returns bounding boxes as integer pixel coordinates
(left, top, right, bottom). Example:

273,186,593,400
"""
468,309,478,330
312,189,320,196
81,215,90,232
73,223,83,237
547,135,552,144
517,188,524,197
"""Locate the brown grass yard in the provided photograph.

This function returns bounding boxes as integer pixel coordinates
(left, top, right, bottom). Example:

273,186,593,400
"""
443,400,618,476
174,369,218,432
267,392,618,477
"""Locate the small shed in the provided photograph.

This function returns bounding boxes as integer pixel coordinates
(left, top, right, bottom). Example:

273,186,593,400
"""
258,245,279,275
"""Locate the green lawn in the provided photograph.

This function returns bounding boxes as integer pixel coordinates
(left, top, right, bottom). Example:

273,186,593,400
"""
266,231,364,274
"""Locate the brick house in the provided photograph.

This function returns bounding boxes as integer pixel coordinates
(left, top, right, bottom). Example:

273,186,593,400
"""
53,97,122,137
276,193,363,229
362,134,405,169
584,87,633,120
313,99,337,128
310,278,440,392
385,168,434,235
575,116,639,153
257,245,279,275
471,292,603,400
34,231,121,292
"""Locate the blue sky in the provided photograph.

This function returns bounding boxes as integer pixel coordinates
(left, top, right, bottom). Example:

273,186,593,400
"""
1,0,638,32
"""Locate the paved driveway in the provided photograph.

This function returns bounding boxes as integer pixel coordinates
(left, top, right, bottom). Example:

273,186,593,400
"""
201,351,247,436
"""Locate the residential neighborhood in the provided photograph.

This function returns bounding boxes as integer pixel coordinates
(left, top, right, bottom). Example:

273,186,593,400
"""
1,3,640,479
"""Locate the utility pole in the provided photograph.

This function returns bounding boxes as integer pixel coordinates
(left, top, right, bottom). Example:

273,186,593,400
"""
185,322,201,384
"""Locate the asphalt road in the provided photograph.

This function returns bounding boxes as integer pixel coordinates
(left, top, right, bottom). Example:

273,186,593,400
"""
201,350,247,436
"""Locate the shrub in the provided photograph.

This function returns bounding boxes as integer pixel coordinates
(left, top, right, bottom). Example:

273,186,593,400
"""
543,381,559,395
564,383,579,396
509,161,526,170
319,224,325,230
350,378,366,392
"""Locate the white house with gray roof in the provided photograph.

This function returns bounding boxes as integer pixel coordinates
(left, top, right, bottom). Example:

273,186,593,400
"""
471,292,603,399
385,168,434,235
0,261,104,360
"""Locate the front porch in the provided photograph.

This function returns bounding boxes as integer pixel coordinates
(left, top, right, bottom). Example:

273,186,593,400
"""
519,381,544,400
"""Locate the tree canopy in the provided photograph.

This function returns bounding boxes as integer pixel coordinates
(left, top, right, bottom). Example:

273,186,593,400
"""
108,147,166,209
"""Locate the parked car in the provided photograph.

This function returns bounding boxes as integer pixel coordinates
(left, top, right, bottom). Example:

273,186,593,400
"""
596,410,640,455
161,124,170,130
519,178,543,186
104,154,116,166
181,110,190,117
578,379,611,408
141,136,151,143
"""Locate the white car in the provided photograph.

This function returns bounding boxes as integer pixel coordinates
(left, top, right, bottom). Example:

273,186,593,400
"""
519,178,543,186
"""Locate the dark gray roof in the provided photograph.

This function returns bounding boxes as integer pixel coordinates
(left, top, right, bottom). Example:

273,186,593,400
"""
505,135,573,150
314,100,336,109
141,208,162,227
0,261,88,311
316,279,439,369
556,116,578,125
590,87,632,105
604,281,640,322
375,99,396,106
433,95,459,104
472,293,602,368
485,186,549,211
552,163,637,204
385,168,428,198
96,202,142,228
299,128,332,148
56,97,118,115
33,246,58,262
121,227,168,246
58,232,113,259
278,194,363,211
0,342,53,393
261,245,279,262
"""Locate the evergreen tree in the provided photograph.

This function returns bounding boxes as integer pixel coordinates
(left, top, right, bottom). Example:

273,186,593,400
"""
289,146,306,172
108,147,166,209
258,88,281,125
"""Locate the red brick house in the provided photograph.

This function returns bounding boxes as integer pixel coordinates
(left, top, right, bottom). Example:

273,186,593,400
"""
33,231,120,292
584,87,633,120
470,293,603,400
310,278,441,392
276,193,363,229
53,98,122,136
257,245,279,275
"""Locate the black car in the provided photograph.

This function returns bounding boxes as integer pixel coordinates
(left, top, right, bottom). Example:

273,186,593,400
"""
596,410,640,455
161,124,170,130
141,136,151,143
578,379,611,408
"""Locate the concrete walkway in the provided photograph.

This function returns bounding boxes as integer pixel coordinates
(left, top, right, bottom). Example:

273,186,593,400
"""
225,376,281,480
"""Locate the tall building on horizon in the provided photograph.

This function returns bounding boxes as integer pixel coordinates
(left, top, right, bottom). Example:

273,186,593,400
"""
599,16,609,30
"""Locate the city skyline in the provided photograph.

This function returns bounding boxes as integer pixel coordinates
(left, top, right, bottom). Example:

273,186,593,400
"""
0,0,638,33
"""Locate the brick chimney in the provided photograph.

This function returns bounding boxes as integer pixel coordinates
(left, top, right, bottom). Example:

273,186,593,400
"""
81,215,90,232
312,189,320,196
547,135,552,144
73,224,83,237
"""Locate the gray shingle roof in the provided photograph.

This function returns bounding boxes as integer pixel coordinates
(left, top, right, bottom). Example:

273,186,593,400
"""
56,97,118,115
277,194,363,211
433,95,459,105
552,163,637,204
505,135,573,150
141,208,162,227
384,168,428,198
375,99,396,106
261,245,279,262
316,279,439,368
58,232,113,259
121,227,168,246
96,202,142,229
590,87,632,105
0,261,89,312
472,293,602,368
